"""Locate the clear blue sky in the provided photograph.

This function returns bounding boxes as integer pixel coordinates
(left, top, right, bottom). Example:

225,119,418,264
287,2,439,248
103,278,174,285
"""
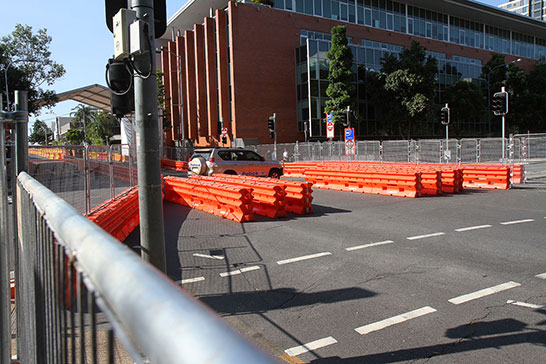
0,0,506,128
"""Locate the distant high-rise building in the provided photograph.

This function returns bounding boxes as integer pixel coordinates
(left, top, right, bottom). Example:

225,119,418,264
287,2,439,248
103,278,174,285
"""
499,0,546,21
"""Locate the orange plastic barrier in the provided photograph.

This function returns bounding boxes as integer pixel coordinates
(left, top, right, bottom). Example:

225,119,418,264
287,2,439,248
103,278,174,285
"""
190,175,287,218
304,169,422,198
86,187,140,241
164,176,254,222
461,166,511,189
161,158,188,171
511,164,524,184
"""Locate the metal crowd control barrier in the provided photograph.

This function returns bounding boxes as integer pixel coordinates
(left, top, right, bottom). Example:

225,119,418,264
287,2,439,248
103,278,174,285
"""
14,172,277,364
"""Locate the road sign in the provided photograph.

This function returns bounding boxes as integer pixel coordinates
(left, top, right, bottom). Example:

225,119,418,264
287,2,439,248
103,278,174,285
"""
221,127,228,136
345,128,354,141
344,128,355,155
327,112,334,139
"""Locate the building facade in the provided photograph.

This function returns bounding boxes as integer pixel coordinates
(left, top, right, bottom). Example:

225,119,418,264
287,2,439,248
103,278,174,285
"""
499,0,546,21
159,0,546,146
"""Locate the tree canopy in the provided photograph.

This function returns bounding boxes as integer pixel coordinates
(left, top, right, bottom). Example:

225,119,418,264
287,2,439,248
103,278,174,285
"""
1,24,65,114
324,26,355,127
29,119,52,145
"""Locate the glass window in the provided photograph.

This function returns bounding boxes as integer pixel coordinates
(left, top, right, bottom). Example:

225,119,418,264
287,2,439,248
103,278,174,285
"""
274,0,284,9
332,0,339,19
357,6,364,24
349,4,356,23
286,0,293,10
323,0,331,18
387,13,393,30
305,0,313,14
341,3,348,21
314,0,322,15
296,0,304,12
365,8,372,26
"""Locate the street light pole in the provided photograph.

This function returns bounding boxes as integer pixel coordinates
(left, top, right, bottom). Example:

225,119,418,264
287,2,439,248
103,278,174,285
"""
486,58,521,134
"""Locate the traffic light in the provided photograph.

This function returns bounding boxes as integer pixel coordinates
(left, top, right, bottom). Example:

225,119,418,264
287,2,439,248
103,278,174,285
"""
492,91,508,116
440,105,450,125
268,114,276,139
222,135,227,144
106,58,134,117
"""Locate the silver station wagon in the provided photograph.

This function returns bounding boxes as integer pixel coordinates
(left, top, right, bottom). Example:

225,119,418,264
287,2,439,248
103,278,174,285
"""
187,148,284,178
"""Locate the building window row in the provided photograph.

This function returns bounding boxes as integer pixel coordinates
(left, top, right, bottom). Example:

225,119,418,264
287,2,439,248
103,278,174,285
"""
296,32,484,137
275,0,546,60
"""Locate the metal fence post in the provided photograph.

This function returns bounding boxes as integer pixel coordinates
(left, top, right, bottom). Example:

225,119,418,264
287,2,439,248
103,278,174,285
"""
379,141,383,164
456,140,462,165
0,99,11,364
476,140,481,163
84,145,90,215
109,145,114,200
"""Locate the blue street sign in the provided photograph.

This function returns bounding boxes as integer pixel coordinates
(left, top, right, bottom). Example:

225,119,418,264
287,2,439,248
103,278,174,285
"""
345,128,354,141
327,112,333,123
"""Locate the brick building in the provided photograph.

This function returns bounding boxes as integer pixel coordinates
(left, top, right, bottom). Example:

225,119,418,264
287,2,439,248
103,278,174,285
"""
159,0,546,146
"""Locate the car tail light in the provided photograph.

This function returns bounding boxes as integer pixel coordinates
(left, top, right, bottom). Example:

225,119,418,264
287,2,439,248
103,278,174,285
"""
209,157,215,163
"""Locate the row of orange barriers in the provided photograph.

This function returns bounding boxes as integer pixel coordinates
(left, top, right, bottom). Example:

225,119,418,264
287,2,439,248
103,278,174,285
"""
283,161,520,197
86,187,140,241
29,147,129,162
161,158,188,171
164,176,255,222
190,174,314,218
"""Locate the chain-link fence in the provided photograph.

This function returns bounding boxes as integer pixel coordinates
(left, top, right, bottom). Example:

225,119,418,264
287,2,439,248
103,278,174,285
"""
27,145,138,215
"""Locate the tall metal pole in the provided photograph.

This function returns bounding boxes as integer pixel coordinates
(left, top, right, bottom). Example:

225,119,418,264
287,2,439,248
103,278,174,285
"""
0,98,11,364
501,86,506,163
14,91,28,174
130,0,166,272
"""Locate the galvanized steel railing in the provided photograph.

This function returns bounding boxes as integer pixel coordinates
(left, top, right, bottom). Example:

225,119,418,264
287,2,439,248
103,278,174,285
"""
13,171,277,364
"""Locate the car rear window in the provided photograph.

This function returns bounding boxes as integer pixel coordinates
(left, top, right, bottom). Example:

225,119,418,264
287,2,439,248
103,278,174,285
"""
192,151,211,159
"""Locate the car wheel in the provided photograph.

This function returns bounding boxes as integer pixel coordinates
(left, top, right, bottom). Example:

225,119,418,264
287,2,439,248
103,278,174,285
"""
268,168,281,179
188,156,207,175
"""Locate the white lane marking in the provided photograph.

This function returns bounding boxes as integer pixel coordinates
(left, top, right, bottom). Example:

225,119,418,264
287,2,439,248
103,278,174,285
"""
220,266,261,277
535,272,546,280
455,225,492,232
193,253,225,260
176,277,205,284
500,219,535,225
277,252,332,265
284,336,338,357
346,240,394,251
406,232,445,241
507,300,546,311
448,281,521,305
355,306,437,335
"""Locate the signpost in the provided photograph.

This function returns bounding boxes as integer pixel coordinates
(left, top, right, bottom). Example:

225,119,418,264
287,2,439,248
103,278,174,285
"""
326,111,334,139
344,127,355,155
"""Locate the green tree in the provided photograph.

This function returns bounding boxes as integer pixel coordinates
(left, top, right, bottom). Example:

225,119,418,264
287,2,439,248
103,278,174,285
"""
1,24,65,114
88,110,119,145
443,81,484,137
526,62,546,132
70,104,95,143
29,119,52,145
64,128,85,145
379,41,437,138
324,26,355,128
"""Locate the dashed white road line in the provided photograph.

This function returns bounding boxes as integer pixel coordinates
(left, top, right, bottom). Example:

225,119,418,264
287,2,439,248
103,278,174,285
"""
345,240,394,251
500,219,535,225
220,266,261,277
284,336,338,357
406,232,445,241
193,253,225,260
535,272,546,280
277,252,332,265
355,306,437,335
176,277,205,284
448,281,521,305
455,225,492,232
507,300,546,311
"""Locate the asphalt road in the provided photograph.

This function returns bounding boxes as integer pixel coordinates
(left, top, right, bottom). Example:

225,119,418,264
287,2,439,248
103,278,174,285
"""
125,181,546,363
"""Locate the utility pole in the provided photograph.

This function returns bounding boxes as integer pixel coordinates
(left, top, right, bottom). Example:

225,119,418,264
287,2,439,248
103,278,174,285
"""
130,0,166,272
0,97,10,364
